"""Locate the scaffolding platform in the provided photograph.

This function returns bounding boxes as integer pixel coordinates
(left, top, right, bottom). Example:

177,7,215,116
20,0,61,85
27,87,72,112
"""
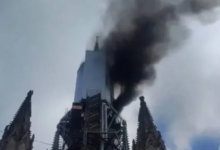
58,93,129,150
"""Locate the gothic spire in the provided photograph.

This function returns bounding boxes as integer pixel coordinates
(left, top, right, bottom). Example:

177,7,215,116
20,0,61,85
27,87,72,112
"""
94,36,99,51
136,96,155,143
9,90,33,129
122,121,130,150
138,96,155,130
0,90,35,150
131,139,136,150
51,129,60,150
136,96,166,150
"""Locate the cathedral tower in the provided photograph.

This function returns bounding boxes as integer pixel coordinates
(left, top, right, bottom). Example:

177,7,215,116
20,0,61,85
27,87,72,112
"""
0,91,35,150
132,96,166,150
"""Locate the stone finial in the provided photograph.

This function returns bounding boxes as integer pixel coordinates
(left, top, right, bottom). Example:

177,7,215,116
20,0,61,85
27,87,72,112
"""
139,96,145,102
27,90,33,97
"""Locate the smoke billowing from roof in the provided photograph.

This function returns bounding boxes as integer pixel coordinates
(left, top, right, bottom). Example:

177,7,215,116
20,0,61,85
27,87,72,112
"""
101,0,220,112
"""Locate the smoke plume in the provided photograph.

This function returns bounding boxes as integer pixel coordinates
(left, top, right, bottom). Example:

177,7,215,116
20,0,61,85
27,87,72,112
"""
101,0,220,112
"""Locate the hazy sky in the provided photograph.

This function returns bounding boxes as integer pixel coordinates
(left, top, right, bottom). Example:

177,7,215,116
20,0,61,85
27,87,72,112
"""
1,1,220,150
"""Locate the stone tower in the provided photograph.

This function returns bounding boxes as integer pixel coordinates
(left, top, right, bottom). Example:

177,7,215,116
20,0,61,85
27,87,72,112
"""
132,96,166,150
0,90,35,150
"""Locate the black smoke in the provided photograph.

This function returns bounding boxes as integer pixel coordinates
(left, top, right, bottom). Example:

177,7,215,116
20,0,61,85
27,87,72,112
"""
101,0,220,112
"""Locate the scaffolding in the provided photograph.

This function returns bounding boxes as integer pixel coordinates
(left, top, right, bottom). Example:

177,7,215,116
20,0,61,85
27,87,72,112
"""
63,109,71,150
82,92,129,150
58,109,72,150
57,91,129,150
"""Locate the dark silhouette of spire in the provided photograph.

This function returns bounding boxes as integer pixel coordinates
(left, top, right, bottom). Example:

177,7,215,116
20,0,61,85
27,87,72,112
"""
10,90,33,128
0,90,35,150
131,139,136,150
135,96,166,150
138,96,156,131
94,36,99,51
122,121,130,150
51,129,60,150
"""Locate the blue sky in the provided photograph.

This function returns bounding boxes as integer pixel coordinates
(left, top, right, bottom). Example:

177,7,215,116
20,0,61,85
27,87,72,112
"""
1,1,220,150
191,136,220,150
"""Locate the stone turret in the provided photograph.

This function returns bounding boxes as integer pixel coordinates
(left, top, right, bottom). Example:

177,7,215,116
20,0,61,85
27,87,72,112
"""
0,90,35,150
132,96,166,150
